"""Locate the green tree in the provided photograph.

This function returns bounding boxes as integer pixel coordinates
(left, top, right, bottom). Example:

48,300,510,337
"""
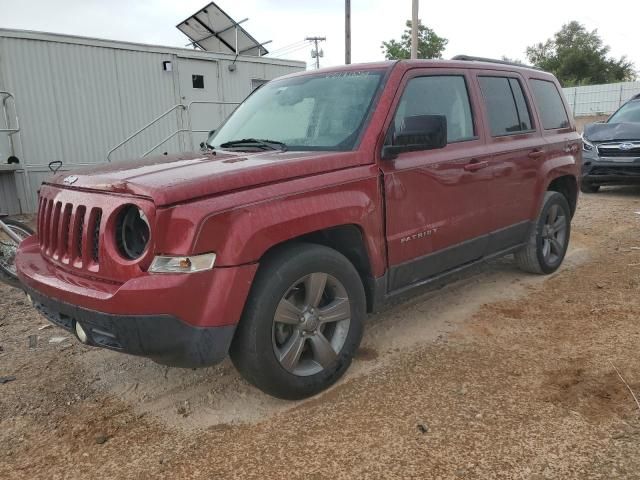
526,21,636,86
381,20,448,60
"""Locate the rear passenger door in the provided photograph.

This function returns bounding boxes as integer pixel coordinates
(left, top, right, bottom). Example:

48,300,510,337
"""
380,69,493,291
527,77,581,198
475,72,543,251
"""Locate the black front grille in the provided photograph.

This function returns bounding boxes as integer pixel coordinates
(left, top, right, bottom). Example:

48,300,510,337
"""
598,145,640,158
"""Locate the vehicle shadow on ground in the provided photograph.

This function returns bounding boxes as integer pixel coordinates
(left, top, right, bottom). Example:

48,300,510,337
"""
591,185,640,197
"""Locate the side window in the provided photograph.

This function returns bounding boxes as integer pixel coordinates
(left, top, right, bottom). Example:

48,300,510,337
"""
391,75,475,143
478,76,533,136
529,79,570,130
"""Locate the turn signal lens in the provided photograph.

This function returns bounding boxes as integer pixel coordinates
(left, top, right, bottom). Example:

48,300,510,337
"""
149,253,216,273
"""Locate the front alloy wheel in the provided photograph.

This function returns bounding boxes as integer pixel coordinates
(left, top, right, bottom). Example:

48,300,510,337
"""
272,273,351,376
231,243,365,400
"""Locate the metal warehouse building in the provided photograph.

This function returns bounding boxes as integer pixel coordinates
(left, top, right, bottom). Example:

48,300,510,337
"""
0,28,305,214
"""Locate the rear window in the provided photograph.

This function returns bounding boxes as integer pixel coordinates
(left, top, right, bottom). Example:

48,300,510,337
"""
478,76,533,136
529,79,570,130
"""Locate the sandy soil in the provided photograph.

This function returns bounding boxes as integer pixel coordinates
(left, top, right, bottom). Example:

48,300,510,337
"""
1,188,640,479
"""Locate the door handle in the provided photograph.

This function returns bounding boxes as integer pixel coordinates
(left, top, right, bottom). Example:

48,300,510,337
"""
528,148,545,159
464,159,489,172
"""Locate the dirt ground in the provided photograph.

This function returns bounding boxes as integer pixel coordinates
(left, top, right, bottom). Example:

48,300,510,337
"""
2,188,640,479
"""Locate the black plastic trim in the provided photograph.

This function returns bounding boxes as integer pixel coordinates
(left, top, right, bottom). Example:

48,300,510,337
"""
385,221,532,295
25,286,236,368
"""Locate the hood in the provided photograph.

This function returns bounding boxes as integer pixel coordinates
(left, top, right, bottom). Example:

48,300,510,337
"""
583,122,640,143
47,150,365,206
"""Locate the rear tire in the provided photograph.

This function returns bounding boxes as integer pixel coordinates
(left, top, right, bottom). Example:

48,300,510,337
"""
0,219,34,289
580,182,600,193
230,243,366,400
515,191,571,275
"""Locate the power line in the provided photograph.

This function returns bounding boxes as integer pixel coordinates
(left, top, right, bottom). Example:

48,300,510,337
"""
270,43,311,58
270,43,309,57
269,39,308,55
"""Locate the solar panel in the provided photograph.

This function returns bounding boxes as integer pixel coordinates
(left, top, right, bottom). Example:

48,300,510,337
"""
176,2,269,56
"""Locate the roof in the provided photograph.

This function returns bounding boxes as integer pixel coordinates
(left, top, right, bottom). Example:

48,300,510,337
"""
269,58,556,84
0,28,304,68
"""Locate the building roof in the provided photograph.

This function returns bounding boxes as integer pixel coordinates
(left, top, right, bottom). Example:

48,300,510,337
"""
0,28,305,67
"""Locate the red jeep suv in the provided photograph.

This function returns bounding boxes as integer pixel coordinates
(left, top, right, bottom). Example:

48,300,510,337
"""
17,57,581,399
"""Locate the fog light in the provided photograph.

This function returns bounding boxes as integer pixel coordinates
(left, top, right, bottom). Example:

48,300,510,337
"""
75,322,88,344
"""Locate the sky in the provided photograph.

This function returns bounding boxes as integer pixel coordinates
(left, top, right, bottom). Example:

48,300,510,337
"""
0,0,638,71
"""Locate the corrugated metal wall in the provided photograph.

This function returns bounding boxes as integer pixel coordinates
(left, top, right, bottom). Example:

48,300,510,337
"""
0,169,19,213
0,30,304,213
563,81,640,117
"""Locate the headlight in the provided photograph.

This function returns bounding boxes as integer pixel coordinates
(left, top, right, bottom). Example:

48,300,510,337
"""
116,205,150,260
581,134,595,152
149,253,216,273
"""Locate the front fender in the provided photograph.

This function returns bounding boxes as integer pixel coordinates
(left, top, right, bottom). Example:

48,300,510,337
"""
154,165,386,277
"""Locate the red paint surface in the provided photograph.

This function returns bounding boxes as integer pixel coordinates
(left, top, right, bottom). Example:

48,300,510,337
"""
17,59,581,328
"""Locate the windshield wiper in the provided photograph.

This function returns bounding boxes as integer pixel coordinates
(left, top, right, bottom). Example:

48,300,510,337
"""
219,138,288,152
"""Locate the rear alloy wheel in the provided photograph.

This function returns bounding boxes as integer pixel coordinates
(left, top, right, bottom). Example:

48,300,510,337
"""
580,183,600,194
231,243,365,400
515,191,571,274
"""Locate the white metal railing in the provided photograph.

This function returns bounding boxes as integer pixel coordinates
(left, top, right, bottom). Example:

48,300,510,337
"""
106,100,240,162
0,92,19,134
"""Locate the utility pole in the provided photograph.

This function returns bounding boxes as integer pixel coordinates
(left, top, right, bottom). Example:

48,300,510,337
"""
345,0,351,64
411,0,419,59
306,36,326,69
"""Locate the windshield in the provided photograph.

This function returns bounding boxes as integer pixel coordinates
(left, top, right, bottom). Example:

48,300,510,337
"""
608,100,640,124
209,70,384,151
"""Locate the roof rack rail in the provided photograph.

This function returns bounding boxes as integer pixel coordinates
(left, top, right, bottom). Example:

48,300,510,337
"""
451,55,542,71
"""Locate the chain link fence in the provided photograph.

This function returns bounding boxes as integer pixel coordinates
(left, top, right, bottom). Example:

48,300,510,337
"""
563,81,640,117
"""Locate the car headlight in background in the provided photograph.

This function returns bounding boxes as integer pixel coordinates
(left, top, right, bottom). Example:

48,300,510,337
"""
116,205,150,260
149,253,216,273
581,134,595,152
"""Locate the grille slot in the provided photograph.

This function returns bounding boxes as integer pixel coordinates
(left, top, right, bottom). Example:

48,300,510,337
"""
61,204,73,259
75,206,86,262
91,209,102,263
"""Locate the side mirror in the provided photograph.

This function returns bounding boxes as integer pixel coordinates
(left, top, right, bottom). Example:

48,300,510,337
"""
201,129,217,151
382,114,447,160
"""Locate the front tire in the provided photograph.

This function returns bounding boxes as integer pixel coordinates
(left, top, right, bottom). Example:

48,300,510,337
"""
515,191,571,274
230,243,366,400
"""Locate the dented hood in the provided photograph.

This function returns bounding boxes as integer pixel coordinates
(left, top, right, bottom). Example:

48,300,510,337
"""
583,122,640,143
46,150,364,206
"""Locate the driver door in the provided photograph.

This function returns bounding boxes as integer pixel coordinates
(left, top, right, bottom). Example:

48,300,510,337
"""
380,69,493,291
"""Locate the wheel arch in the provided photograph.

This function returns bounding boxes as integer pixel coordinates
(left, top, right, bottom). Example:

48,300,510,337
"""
258,224,378,312
546,174,578,217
